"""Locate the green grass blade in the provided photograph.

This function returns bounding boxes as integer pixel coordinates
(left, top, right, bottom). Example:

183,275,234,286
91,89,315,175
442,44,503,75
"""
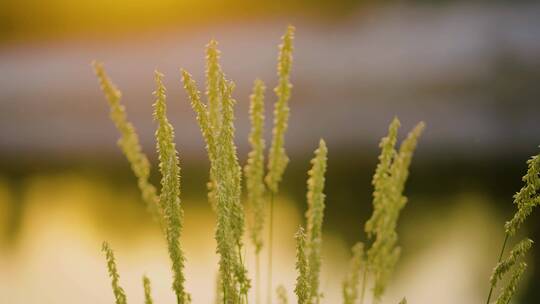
93,61,161,223
102,242,128,304
266,25,295,193
153,71,189,303
143,275,154,304
245,79,267,253
295,226,311,304
342,242,365,304
305,139,328,303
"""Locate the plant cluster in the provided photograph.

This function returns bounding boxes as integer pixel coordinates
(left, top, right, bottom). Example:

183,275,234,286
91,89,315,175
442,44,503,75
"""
94,26,538,304
485,152,540,304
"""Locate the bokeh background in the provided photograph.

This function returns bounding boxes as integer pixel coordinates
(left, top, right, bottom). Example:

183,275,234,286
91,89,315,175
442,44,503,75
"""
1,0,540,303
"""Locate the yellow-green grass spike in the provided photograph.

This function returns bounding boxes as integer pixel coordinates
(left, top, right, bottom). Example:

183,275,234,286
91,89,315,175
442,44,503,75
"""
399,298,408,304
182,68,237,302
205,40,224,212
495,262,527,304
486,149,539,304
102,242,128,304
505,152,540,236
305,139,328,303
266,25,295,193
276,285,289,304
93,62,161,223
365,117,400,238
244,79,267,253
370,246,401,302
374,122,424,299
391,122,426,205
183,62,250,301
365,119,424,300
219,78,245,246
342,242,365,304
206,40,223,135
143,275,154,304
490,238,533,288
153,71,189,304
214,272,224,304
219,76,251,298
181,69,220,210
295,226,311,304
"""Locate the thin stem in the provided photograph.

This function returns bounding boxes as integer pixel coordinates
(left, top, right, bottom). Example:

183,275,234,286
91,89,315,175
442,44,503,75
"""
256,251,261,304
237,243,248,304
223,278,226,304
486,233,510,304
359,268,368,304
267,192,275,304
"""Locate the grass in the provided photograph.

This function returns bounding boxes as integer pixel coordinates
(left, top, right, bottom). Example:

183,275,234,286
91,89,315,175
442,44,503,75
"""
94,25,539,304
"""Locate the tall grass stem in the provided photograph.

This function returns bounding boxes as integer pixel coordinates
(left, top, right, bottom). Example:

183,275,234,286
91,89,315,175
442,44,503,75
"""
486,233,509,304
256,251,261,304
359,268,368,304
267,192,275,304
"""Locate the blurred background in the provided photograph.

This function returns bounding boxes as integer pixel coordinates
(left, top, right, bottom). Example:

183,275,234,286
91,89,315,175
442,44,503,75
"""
1,0,540,303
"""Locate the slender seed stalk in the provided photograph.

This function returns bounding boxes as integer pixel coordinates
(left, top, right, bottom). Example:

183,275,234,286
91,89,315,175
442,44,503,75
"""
343,243,365,304
365,119,424,301
143,275,154,304
182,69,237,302
486,233,509,304
294,227,310,304
237,242,249,304
490,238,532,288
305,140,328,303
183,41,251,302
359,268,368,304
102,242,128,304
256,251,261,304
276,285,289,304
245,79,267,304
265,25,295,193
266,26,295,304
486,149,539,304
495,262,527,304
267,191,275,304
93,62,162,224
153,71,189,303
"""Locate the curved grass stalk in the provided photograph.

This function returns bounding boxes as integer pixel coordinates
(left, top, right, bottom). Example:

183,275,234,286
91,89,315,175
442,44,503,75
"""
364,119,424,301
143,275,154,304
294,226,310,304
244,79,267,303
486,149,539,304
305,139,328,303
276,285,289,304
495,262,527,304
342,242,365,304
182,43,250,302
153,71,190,303
266,25,295,304
102,242,128,304
93,62,161,224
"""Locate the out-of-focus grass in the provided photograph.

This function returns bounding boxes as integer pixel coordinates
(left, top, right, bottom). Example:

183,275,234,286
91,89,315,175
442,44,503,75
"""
0,172,511,303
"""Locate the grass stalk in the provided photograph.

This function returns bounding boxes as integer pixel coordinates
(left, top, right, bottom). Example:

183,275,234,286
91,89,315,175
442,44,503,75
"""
486,233,509,304
256,251,261,304
359,268,368,304
237,242,249,304
142,275,153,304
267,191,275,304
